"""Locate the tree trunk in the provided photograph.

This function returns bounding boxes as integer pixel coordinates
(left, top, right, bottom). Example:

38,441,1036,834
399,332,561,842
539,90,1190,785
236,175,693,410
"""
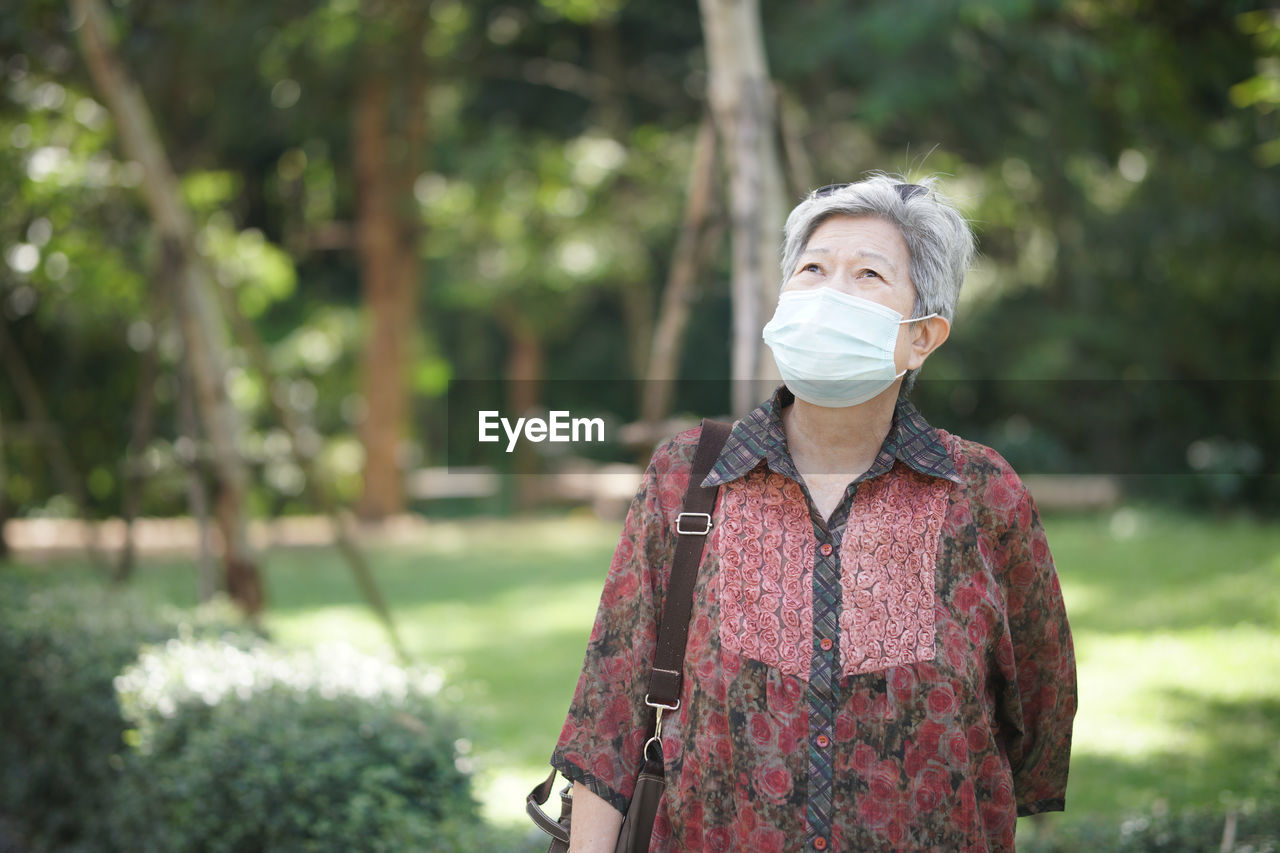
176,337,218,604
497,302,544,511
353,76,409,519
351,8,427,520
114,264,165,583
698,0,787,414
778,89,816,201
113,319,157,584
72,0,263,614
641,114,719,427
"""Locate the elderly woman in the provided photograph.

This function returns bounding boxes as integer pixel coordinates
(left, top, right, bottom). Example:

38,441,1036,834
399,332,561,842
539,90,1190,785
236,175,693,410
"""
551,175,1076,852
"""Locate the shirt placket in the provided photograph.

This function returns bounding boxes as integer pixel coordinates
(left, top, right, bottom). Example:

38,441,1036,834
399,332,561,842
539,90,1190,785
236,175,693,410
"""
804,496,852,853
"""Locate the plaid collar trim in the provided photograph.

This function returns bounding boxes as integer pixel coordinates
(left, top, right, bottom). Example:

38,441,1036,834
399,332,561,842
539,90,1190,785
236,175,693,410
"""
702,385,962,487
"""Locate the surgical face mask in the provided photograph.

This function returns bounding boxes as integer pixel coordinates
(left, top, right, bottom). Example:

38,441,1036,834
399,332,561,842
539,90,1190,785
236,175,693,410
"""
762,287,937,408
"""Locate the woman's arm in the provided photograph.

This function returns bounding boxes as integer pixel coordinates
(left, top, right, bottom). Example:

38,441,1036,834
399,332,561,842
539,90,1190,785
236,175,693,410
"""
1002,498,1076,815
976,451,1077,814
568,783,625,853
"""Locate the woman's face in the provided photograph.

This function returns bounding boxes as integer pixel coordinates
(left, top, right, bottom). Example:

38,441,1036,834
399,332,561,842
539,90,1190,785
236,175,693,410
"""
782,214,916,315
780,214,941,375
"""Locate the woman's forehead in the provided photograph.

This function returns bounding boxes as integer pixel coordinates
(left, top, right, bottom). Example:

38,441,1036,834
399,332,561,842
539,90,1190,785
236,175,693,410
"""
803,216,909,263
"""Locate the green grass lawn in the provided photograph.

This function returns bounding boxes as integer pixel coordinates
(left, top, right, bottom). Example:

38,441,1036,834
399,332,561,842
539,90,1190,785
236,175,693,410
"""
1043,508,1280,822
10,507,1280,838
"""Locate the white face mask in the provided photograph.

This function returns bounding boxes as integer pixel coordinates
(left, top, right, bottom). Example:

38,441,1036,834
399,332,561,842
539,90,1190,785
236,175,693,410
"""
762,287,937,408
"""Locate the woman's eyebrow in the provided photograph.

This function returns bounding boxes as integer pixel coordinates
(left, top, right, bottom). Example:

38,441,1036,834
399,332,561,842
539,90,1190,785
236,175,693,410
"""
798,246,898,274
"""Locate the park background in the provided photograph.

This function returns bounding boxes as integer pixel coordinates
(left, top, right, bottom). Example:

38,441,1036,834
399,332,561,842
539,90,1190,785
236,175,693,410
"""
2,0,1279,850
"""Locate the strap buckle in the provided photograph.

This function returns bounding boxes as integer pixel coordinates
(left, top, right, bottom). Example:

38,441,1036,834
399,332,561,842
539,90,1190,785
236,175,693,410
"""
642,698,678,760
644,693,680,711
675,512,712,535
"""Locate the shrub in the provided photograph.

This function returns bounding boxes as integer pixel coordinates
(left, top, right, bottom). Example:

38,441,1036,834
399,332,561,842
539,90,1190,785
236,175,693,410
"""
109,637,482,852
0,578,249,852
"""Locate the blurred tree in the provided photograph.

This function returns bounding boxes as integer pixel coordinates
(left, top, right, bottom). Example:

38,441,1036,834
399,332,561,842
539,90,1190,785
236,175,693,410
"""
72,0,265,614
420,0,713,494
2,0,1277,515
114,261,163,583
0,4,161,530
350,0,428,520
700,0,787,414
640,113,720,429
0,406,7,560
765,0,1278,504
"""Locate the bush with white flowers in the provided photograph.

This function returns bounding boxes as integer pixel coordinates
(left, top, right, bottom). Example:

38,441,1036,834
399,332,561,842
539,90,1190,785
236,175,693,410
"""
0,578,496,853
109,636,480,852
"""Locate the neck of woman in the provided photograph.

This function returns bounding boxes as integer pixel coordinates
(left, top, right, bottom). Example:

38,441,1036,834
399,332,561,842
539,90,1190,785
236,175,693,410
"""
781,384,900,482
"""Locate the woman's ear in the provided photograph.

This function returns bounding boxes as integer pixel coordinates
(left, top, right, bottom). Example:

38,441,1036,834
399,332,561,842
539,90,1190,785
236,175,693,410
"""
906,316,950,371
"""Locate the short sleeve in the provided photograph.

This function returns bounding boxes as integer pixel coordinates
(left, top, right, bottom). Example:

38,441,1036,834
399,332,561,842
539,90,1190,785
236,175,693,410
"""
549,429,699,814
971,448,1078,816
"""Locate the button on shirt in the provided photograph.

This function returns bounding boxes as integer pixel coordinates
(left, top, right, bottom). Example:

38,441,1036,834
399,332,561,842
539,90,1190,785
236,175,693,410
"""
552,386,1077,852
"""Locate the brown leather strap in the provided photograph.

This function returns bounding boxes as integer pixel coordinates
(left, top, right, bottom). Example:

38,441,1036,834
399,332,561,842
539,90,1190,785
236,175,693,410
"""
646,418,731,708
527,768,571,843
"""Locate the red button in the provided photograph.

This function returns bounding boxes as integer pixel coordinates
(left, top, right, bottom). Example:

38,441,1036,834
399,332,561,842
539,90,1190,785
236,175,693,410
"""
819,638,834,651
819,543,833,556
814,838,828,850
815,734,830,748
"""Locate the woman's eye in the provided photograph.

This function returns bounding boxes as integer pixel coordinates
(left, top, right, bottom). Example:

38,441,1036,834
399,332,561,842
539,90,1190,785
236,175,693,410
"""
801,263,821,274
860,268,882,279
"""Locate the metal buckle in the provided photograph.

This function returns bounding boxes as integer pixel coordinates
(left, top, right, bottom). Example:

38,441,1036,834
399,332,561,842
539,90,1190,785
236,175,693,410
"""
643,702,676,760
644,694,680,711
675,512,712,535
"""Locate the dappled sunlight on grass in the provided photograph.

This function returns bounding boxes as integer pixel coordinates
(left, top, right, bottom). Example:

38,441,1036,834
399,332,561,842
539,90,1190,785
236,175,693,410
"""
403,515,621,557
485,581,610,637
1072,627,1280,760
1042,508,1280,819
1066,691,1280,817
1047,508,1280,633
265,605,398,656
476,763,562,833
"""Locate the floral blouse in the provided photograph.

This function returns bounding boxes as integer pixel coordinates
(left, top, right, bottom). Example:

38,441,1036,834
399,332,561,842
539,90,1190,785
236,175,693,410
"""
551,386,1076,852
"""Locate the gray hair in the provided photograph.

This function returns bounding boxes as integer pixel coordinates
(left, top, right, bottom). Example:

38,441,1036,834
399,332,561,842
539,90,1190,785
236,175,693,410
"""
778,173,977,394
780,174,976,321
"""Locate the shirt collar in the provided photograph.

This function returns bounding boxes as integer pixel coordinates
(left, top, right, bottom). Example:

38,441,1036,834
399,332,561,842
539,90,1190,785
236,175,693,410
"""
702,384,962,487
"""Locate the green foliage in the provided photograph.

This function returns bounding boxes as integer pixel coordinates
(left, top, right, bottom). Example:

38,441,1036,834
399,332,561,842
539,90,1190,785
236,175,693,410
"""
0,54,157,520
768,0,1280,507
4,0,1280,514
0,576,492,852
109,638,481,852
0,578,249,851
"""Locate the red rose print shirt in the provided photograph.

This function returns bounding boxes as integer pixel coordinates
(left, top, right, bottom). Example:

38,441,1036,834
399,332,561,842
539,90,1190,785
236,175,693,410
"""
552,386,1076,852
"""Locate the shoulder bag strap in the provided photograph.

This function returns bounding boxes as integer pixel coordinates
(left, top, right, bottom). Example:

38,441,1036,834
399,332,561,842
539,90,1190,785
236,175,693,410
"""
527,419,732,846
645,418,731,709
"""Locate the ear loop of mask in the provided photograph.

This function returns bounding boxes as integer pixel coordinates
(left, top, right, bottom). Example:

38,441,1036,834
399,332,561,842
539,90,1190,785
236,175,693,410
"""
889,313,939,378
